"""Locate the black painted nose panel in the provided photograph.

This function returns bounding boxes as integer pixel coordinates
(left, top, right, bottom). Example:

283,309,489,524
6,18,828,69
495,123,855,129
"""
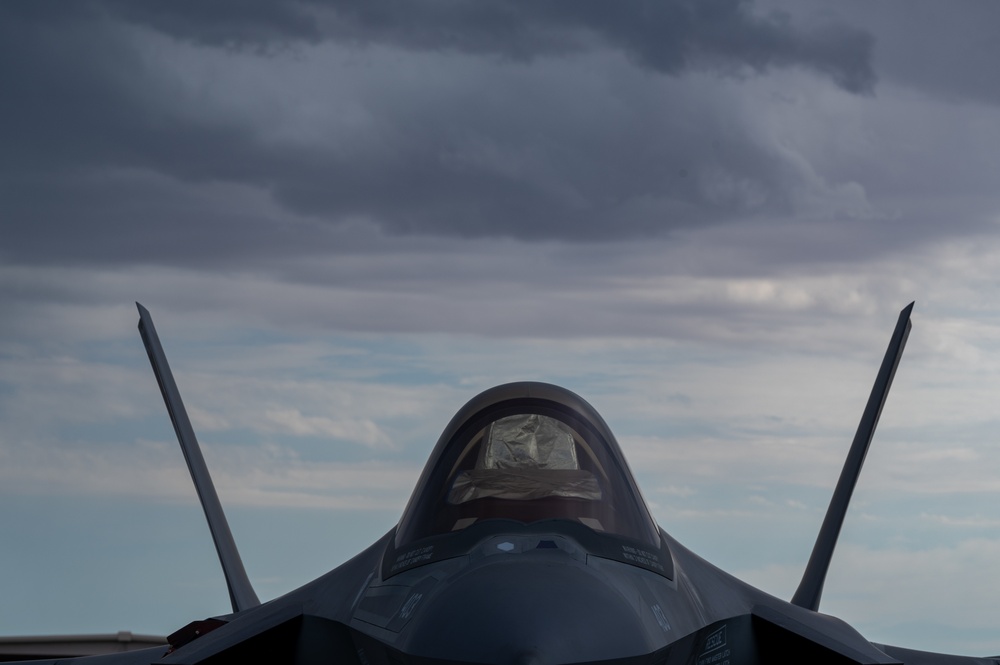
404,557,652,665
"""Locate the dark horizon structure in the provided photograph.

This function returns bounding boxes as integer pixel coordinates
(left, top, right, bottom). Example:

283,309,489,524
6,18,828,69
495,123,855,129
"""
0,633,166,662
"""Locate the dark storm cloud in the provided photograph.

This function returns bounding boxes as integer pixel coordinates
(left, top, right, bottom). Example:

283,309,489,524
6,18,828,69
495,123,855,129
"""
328,1,875,93
777,0,1000,106
103,0,325,47
0,1,875,265
91,0,875,94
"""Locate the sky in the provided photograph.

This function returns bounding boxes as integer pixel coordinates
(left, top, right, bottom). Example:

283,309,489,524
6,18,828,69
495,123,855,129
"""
2,0,1000,657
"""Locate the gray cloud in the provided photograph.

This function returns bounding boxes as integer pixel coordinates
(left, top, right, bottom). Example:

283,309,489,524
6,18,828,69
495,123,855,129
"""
314,1,875,93
1,0,882,267
89,0,876,93
102,0,325,47
769,0,1000,105
4,0,997,284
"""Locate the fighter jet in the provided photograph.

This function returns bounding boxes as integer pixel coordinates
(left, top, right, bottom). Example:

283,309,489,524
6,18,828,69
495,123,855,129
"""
6,303,997,664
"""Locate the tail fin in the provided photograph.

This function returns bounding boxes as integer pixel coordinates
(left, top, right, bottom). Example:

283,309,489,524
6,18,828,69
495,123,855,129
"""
137,303,260,613
791,303,914,611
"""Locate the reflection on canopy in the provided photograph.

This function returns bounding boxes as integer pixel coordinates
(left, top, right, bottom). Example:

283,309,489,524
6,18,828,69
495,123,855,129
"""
448,414,602,504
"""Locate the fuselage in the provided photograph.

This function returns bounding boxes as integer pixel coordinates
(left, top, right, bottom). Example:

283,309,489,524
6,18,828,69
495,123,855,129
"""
351,382,684,662
160,382,901,665
335,383,896,665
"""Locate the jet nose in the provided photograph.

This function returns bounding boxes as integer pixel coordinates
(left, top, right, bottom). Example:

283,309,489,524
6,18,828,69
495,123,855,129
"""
509,651,541,665
404,557,653,665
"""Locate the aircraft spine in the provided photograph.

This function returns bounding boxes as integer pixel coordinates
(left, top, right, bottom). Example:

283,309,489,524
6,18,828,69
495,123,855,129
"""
791,302,913,612
136,303,261,613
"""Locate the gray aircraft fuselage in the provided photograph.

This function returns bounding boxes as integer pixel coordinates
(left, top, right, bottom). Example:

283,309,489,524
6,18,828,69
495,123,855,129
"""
157,383,904,665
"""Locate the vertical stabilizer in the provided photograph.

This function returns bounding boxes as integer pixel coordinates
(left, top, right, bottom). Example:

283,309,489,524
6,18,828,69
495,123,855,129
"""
791,303,913,611
137,303,260,613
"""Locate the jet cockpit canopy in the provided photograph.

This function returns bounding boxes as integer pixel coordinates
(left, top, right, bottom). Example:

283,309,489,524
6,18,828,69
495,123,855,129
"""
395,383,661,552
